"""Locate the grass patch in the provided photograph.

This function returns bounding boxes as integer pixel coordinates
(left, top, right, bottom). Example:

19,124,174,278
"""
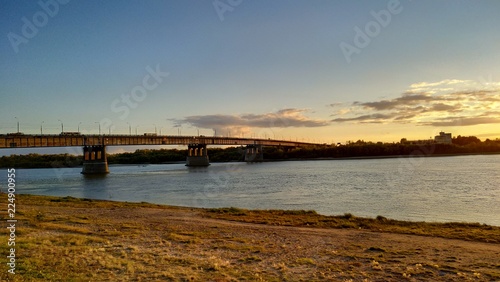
202,208,500,244
295,257,316,265
367,247,387,253
207,207,248,216
167,232,202,244
38,222,93,235
238,256,262,263
12,194,500,244
218,242,264,253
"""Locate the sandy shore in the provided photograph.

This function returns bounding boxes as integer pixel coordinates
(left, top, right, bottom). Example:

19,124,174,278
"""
1,194,499,281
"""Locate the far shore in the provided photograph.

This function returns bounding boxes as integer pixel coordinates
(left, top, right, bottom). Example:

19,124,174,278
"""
2,194,499,281
258,151,500,162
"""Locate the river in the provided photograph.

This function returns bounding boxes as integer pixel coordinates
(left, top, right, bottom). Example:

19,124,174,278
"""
2,154,499,226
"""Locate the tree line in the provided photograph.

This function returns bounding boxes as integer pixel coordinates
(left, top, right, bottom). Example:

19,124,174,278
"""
281,137,500,160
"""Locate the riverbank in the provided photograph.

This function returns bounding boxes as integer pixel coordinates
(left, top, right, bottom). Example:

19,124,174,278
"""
1,194,499,281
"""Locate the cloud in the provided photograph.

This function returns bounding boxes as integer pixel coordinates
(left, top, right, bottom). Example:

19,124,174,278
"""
429,103,461,112
332,113,395,123
330,79,500,127
422,116,500,127
172,108,330,134
328,102,344,107
410,79,469,89
356,93,434,111
408,79,473,93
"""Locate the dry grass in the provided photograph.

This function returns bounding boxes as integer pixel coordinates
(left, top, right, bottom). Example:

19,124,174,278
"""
204,207,500,244
0,194,499,281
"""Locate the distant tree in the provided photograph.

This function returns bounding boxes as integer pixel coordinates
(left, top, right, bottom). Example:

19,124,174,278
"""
452,135,481,146
354,139,367,145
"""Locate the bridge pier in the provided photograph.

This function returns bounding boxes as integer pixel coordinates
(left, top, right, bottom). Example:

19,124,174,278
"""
186,144,210,166
245,144,264,162
81,145,109,174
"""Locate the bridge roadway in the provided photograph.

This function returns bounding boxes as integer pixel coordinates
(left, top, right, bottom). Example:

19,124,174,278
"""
0,134,317,148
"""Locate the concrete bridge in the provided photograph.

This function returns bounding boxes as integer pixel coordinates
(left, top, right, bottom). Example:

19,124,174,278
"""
0,133,319,174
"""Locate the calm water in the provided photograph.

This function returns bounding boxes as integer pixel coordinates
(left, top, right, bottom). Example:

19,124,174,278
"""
2,154,499,226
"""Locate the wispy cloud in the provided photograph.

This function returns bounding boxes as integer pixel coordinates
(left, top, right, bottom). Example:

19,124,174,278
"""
422,116,500,127
354,93,434,111
408,79,472,93
332,113,394,123
331,79,500,127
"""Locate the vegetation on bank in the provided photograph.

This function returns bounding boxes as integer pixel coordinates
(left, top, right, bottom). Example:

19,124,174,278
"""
282,136,500,159
0,153,81,169
11,194,500,243
107,147,245,164
205,207,500,244
1,135,499,168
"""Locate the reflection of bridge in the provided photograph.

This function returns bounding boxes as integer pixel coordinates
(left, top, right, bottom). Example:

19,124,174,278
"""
0,134,319,174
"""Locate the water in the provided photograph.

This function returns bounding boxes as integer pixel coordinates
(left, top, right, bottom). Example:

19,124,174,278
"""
2,154,499,226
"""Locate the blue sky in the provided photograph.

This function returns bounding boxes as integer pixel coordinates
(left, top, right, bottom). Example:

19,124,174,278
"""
2,0,500,151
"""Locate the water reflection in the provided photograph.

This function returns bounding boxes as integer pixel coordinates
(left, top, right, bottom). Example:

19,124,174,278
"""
82,174,112,200
82,174,108,180
186,166,210,173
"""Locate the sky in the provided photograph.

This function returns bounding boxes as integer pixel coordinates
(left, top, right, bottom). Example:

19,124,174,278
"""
1,0,500,154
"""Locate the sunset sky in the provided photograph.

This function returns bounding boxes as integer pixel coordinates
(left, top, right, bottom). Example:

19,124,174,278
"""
1,0,500,152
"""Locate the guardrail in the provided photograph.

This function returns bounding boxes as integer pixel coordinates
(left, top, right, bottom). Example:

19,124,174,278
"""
0,134,320,148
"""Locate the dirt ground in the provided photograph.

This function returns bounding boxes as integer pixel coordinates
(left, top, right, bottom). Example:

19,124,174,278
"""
1,195,499,281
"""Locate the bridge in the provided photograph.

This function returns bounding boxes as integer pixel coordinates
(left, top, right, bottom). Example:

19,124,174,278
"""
0,133,319,174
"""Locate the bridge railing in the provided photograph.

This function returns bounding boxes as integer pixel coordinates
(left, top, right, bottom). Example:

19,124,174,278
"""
0,134,319,148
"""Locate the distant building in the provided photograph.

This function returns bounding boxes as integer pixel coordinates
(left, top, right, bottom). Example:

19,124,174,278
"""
434,131,452,144
400,138,434,145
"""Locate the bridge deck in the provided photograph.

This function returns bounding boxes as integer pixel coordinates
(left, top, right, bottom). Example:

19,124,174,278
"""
0,134,317,149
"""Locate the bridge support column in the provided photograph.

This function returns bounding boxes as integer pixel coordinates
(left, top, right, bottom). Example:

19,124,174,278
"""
186,144,210,166
245,144,264,162
81,145,109,174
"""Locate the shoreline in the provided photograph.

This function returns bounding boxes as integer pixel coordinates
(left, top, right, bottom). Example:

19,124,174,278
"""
2,194,499,281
